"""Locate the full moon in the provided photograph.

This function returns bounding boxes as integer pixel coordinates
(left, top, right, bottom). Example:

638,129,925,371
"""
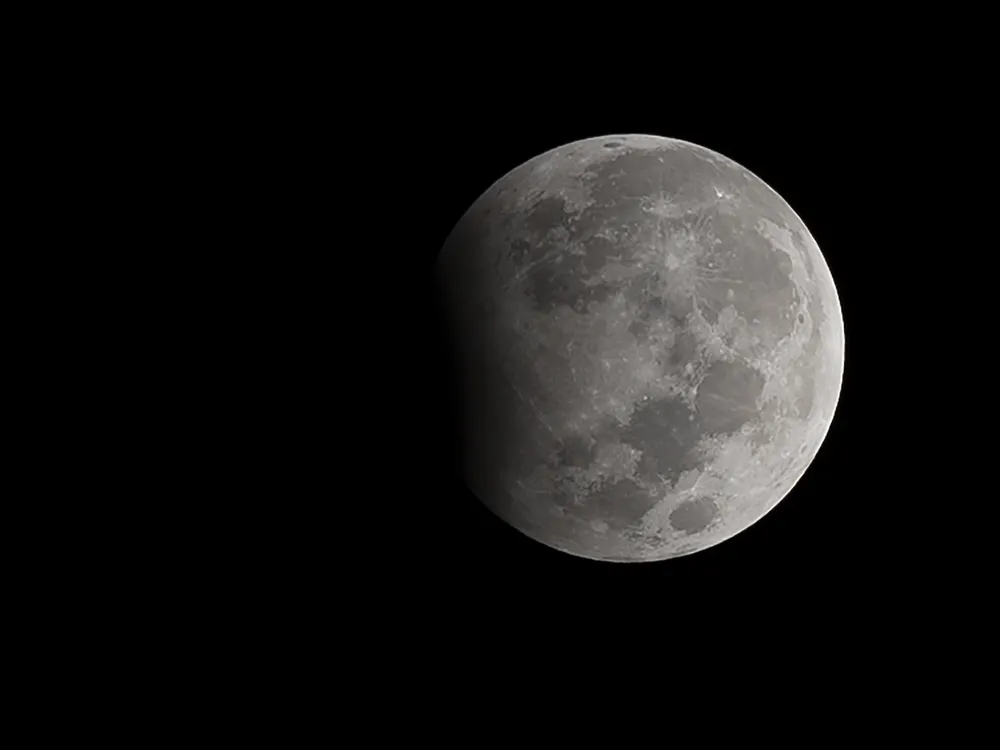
436,134,844,561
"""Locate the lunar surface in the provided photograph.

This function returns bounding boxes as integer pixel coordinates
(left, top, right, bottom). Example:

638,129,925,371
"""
435,134,844,561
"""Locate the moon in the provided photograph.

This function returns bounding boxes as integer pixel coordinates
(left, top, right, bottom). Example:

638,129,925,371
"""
435,134,844,561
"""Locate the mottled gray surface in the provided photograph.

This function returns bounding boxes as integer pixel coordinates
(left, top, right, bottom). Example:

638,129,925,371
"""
436,134,844,561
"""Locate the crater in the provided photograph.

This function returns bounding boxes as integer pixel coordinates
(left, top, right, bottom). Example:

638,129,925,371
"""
669,496,719,534
603,141,623,148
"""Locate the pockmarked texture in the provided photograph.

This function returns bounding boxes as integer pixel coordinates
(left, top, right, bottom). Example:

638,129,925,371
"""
436,135,844,561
